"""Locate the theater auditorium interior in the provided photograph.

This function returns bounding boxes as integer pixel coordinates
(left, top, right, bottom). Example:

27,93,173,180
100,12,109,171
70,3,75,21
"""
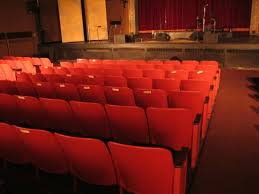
0,0,259,194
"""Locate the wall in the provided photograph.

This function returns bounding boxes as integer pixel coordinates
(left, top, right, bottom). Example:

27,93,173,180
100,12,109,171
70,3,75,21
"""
250,0,259,34
0,0,36,57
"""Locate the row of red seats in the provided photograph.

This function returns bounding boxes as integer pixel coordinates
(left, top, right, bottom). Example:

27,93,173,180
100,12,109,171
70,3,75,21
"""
0,92,202,169
0,79,212,136
2,56,53,66
0,122,187,194
0,57,53,81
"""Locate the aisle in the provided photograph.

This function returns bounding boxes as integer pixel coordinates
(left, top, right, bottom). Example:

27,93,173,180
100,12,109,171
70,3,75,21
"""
190,69,259,194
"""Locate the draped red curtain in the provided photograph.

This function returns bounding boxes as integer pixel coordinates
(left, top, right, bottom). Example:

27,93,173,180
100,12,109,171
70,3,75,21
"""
138,0,252,31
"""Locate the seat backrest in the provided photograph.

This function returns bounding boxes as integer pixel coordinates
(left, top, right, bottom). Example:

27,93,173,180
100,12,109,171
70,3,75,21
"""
0,93,20,124
85,74,104,85
60,61,74,68
70,101,110,138
168,91,204,120
16,95,46,128
34,82,56,99
105,105,149,144
147,108,193,151
54,83,80,101
122,69,143,78
104,76,127,87
16,72,32,83
40,66,55,74
108,142,174,194
84,68,104,76
0,80,18,95
134,89,168,108
54,67,70,75
188,70,215,82
22,61,36,74
56,134,117,185
15,81,38,97
32,57,43,66
28,73,47,83
143,69,165,79
0,123,27,164
0,65,6,80
104,87,135,106
166,70,189,80
127,77,152,89
77,84,106,104
44,74,65,83
180,80,210,98
153,79,180,92
40,58,53,67
104,69,123,77
154,63,175,71
20,128,68,174
40,98,76,133
0,64,16,81
137,64,154,70
67,68,85,76
64,74,87,85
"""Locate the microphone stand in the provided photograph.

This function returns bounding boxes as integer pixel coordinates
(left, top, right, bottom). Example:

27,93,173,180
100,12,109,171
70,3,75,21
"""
203,4,208,32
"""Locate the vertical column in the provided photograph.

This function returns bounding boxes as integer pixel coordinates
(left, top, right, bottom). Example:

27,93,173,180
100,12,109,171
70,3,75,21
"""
84,0,108,41
250,0,259,35
57,0,84,42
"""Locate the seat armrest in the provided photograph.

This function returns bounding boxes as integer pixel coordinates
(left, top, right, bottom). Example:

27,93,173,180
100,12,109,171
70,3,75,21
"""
173,149,189,168
204,96,209,104
193,114,202,125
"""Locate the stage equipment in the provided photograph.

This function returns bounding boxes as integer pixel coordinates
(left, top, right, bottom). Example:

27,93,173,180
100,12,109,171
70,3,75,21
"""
153,32,171,41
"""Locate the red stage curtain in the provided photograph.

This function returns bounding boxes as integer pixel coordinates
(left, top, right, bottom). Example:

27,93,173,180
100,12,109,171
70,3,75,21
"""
138,0,252,31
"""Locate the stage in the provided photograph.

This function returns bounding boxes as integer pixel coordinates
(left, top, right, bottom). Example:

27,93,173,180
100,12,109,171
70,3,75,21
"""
39,36,259,69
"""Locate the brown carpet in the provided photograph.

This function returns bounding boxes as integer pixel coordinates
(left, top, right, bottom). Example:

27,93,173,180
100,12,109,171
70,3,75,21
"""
190,69,259,194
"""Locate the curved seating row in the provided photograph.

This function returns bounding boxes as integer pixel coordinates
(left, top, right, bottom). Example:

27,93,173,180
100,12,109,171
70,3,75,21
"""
0,122,187,194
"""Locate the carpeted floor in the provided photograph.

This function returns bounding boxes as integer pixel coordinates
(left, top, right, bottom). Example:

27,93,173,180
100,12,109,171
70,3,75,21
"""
190,69,259,194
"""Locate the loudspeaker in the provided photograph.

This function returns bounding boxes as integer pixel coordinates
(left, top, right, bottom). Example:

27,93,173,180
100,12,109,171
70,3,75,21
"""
26,0,38,14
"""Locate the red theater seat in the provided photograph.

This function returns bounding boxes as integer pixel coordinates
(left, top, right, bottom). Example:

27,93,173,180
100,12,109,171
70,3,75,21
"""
21,61,36,74
56,134,117,187
0,64,16,81
85,75,104,85
154,63,175,71
28,73,47,82
70,101,110,138
0,93,20,124
105,105,149,144
54,83,80,101
15,81,38,97
40,66,55,74
16,72,32,83
166,70,189,80
104,87,135,106
40,58,53,67
67,68,85,75
0,123,27,164
44,74,65,83
78,85,106,104
104,69,123,76
104,76,127,87
84,68,103,76
122,69,143,78
108,142,186,194
0,80,18,95
34,82,56,99
143,69,165,79
16,95,45,128
127,77,152,89
64,74,87,85
54,67,70,75
40,98,76,134
147,108,193,152
134,89,168,108
60,61,74,68
20,128,68,174
73,62,88,69
137,63,154,70
153,79,180,92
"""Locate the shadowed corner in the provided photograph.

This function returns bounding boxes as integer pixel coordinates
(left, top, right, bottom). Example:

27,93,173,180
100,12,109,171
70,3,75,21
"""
248,94,259,101
0,178,7,194
254,124,259,132
250,106,259,114
247,77,259,92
